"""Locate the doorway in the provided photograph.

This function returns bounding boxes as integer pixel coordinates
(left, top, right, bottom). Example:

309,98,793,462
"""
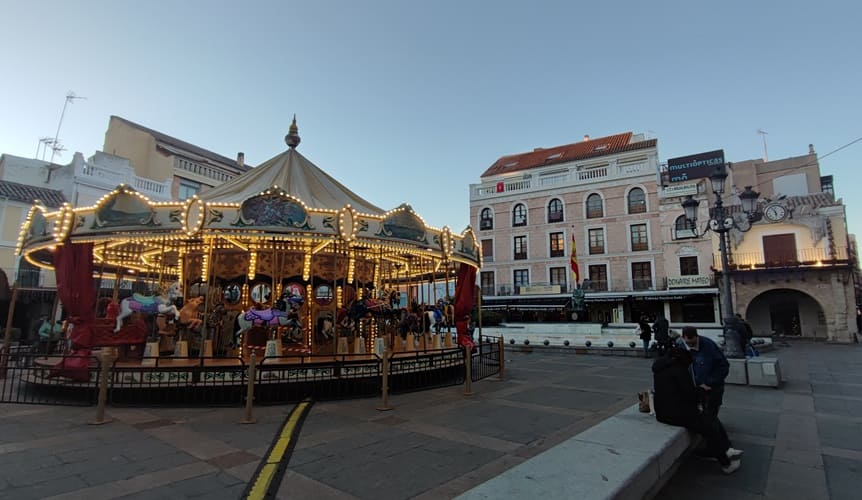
769,302,801,336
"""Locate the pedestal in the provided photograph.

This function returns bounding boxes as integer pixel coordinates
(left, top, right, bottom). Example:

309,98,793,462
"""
747,357,782,387
173,340,189,358
142,341,159,366
393,336,404,352
337,337,349,354
444,332,453,348
265,340,283,357
202,339,213,358
726,358,748,385
354,336,366,354
406,334,416,351
431,334,441,349
374,338,385,356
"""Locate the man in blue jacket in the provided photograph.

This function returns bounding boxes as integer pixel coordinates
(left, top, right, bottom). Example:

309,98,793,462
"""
682,326,729,418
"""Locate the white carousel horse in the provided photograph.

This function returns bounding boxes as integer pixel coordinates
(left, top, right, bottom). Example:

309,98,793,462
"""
115,281,182,331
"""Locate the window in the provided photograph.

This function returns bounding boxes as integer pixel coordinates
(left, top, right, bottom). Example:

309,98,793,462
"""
512,204,527,227
549,232,564,257
514,235,527,260
632,262,652,290
481,239,494,262
480,271,495,296
588,228,605,255
550,267,567,290
588,265,608,291
674,215,697,239
679,256,699,275
763,234,798,265
821,175,834,196
480,208,493,230
586,194,603,218
627,187,646,214
630,223,648,251
514,269,529,291
547,198,563,223
178,179,201,200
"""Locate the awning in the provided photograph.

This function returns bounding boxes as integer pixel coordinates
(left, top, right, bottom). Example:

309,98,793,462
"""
585,288,719,303
482,295,571,310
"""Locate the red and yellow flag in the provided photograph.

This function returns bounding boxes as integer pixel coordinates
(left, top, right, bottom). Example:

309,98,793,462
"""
570,228,579,284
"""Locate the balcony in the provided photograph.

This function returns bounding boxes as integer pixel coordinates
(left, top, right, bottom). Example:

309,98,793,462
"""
715,247,850,271
78,161,172,201
470,160,654,202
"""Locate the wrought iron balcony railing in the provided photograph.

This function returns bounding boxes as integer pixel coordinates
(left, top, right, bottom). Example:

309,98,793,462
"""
715,247,850,271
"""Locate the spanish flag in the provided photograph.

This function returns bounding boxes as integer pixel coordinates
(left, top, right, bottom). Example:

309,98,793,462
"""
570,228,579,285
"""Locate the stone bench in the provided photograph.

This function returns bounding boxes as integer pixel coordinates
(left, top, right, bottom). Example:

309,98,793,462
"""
456,405,698,500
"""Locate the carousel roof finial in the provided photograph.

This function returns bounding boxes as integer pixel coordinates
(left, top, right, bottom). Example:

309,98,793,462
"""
285,114,301,149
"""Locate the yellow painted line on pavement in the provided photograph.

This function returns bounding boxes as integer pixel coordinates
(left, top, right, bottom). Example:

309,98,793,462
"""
243,400,313,500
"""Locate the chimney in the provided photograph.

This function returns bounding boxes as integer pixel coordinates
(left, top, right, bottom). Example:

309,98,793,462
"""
583,134,590,142
237,152,245,167
809,144,815,154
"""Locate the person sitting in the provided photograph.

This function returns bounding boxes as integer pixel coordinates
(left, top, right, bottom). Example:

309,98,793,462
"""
38,316,63,356
682,326,729,418
652,344,743,474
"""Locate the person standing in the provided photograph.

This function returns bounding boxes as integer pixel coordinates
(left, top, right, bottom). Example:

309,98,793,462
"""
652,345,743,474
736,314,755,356
653,314,670,356
638,316,653,358
682,326,729,418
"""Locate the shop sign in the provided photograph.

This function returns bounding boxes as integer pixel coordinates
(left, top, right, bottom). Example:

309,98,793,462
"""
667,275,711,288
662,183,698,198
521,285,560,295
667,150,724,183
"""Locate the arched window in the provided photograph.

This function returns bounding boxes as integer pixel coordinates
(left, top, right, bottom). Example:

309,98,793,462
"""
512,204,527,227
628,188,646,214
674,215,696,239
586,194,603,219
480,208,494,230
547,198,563,223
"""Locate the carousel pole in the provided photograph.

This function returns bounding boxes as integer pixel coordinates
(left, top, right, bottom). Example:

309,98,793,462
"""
202,238,216,358
94,242,107,316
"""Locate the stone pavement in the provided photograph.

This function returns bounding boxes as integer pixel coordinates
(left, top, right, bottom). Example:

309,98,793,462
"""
0,341,860,499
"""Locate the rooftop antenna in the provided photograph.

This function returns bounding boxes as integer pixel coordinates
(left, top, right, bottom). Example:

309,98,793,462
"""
35,137,54,160
49,91,86,164
757,129,769,162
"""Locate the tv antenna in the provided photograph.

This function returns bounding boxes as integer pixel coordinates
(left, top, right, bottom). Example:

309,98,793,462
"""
35,137,55,160
757,129,769,162
49,91,86,164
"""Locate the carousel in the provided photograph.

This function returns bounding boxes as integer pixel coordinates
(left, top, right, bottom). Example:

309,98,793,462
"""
8,118,481,388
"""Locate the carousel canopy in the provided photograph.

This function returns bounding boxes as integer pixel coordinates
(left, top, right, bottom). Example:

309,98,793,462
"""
201,119,383,215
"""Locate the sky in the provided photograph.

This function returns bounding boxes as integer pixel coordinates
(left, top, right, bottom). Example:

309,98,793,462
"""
1,1,860,236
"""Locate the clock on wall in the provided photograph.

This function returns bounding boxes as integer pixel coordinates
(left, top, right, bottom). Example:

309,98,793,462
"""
764,203,788,222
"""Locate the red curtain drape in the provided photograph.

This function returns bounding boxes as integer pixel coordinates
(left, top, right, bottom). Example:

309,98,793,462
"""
454,263,476,350
50,242,96,381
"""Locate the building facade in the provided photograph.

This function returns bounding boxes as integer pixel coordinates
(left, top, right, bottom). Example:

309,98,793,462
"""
103,115,251,200
469,132,721,327
714,147,856,342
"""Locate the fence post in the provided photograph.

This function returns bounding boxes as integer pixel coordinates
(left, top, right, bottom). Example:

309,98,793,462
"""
240,352,257,424
89,350,114,425
498,336,505,381
377,347,393,411
464,347,473,396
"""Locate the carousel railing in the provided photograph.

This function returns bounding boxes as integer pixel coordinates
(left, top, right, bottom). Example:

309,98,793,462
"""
253,352,383,404
387,347,466,394
471,335,502,382
0,352,100,406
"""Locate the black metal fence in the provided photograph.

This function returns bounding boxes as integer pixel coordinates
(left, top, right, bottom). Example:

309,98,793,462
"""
0,341,502,407
471,336,501,382
0,353,100,406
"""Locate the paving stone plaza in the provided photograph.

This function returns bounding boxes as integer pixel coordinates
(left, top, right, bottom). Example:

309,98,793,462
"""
1,341,860,499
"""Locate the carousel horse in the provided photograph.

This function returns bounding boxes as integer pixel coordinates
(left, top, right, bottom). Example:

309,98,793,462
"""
115,281,181,331
424,307,447,334
233,307,290,345
178,296,205,331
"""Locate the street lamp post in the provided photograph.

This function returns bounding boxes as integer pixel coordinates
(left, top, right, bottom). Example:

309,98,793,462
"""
681,164,761,359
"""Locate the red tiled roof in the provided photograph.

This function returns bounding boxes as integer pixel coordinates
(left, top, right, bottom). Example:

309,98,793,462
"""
481,132,656,178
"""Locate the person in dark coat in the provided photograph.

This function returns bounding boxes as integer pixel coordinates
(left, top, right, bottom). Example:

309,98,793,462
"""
682,326,729,418
638,317,653,358
652,345,743,474
653,314,670,355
